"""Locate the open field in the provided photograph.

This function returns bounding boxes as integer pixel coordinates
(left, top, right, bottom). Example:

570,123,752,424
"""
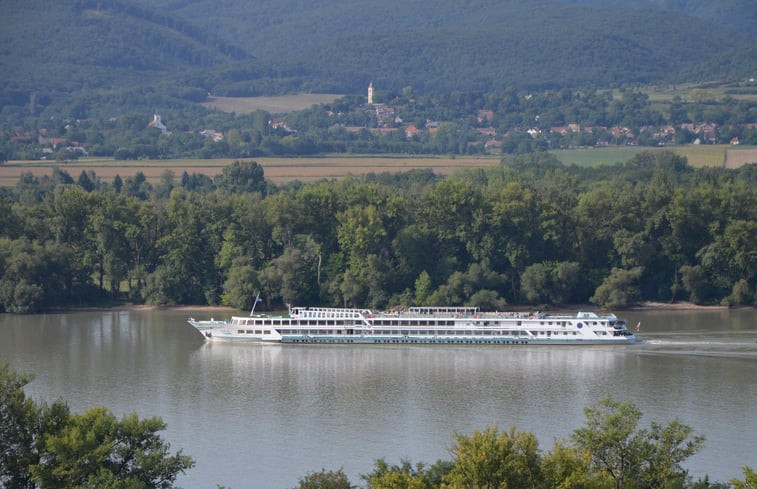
551,145,756,168
2,147,753,187
612,81,757,103
202,94,344,114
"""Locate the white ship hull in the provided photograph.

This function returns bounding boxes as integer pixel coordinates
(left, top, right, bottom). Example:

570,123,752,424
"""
188,306,637,345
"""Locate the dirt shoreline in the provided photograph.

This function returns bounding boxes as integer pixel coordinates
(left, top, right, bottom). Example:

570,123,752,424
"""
629,301,732,310
57,301,743,314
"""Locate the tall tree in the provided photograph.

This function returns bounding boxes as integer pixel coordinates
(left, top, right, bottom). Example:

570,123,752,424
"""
1,364,193,489
442,426,542,489
571,397,704,489
30,407,194,489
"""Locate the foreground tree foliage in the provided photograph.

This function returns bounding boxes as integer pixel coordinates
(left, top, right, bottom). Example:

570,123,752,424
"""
303,396,750,489
572,398,705,489
0,153,755,313
4,365,751,489
730,467,757,489
317,397,738,489
0,364,193,489
443,426,542,489
293,468,355,489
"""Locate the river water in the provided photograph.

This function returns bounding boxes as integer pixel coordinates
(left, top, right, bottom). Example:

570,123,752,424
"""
1,308,755,489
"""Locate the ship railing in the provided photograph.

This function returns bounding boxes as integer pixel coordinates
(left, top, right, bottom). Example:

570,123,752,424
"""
409,306,480,316
290,306,373,320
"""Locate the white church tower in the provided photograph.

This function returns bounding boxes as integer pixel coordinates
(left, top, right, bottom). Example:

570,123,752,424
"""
368,81,374,105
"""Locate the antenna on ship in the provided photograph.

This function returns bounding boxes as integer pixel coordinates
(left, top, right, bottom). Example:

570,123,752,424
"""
250,291,262,316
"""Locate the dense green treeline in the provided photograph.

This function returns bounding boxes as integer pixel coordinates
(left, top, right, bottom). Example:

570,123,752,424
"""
1,153,755,313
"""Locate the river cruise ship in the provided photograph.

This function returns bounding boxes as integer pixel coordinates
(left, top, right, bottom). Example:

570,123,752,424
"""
188,306,637,345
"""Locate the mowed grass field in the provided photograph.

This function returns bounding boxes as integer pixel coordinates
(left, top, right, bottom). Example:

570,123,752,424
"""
1,146,754,187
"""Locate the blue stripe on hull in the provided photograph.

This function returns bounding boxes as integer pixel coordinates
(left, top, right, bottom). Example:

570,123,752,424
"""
279,336,633,345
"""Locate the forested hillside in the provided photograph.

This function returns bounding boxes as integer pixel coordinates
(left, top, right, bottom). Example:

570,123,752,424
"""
1,0,754,120
558,0,756,33
1,153,755,313
0,0,248,114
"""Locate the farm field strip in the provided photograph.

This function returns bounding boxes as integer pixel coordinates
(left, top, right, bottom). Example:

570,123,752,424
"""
552,146,755,168
1,147,753,187
0,155,500,186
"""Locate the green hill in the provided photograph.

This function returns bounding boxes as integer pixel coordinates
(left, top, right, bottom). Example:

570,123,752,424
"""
557,0,756,33
0,0,754,116
0,0,248,109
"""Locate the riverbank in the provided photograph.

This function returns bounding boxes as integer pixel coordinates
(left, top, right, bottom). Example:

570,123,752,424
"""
630,301,732,310
57,300,743,315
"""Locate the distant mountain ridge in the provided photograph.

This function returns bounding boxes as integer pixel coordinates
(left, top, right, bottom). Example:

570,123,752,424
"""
1,0,754,115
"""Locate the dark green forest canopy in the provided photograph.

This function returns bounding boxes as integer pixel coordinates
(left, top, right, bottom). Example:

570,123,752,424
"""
1,0,754,118
1,153,755,313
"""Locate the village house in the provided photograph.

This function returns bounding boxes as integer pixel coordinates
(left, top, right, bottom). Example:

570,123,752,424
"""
477,109,494,123
147,114,167,134
404,125,422,139
199,129,224,142
484,139,502,153
269,118,295,133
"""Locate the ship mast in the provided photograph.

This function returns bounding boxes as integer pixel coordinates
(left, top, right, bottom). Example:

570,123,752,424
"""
250,291,261,316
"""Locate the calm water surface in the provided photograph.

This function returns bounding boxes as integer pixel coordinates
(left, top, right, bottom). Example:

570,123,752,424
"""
1,308,755,489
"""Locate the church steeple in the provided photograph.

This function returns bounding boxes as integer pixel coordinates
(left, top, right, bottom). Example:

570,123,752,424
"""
368,81,374,105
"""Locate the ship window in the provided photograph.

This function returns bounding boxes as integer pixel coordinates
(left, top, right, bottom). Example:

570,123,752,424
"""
237,330,244,334
255,330,262,334
264,330,270,335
